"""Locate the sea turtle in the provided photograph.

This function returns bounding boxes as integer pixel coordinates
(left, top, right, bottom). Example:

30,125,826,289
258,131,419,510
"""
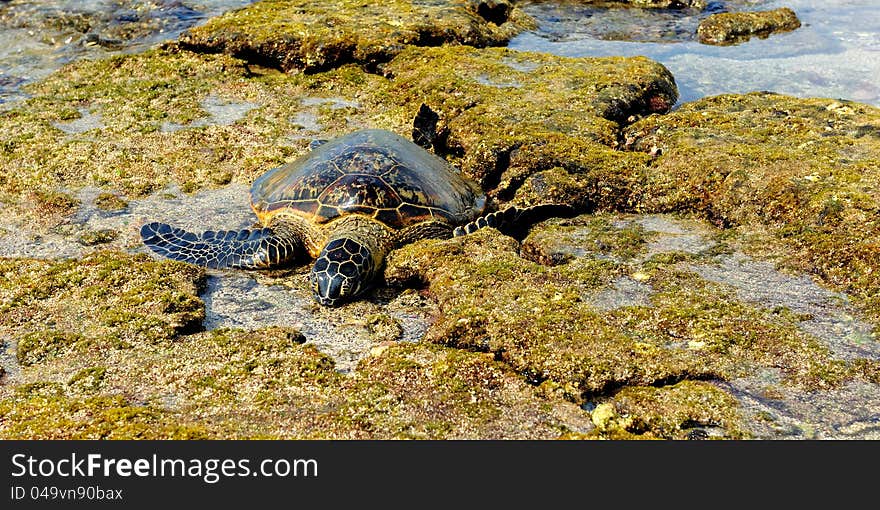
141,128,534,306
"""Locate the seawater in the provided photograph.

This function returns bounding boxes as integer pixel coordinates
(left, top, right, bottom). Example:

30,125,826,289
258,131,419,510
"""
0,0,254,105
510,0,880,106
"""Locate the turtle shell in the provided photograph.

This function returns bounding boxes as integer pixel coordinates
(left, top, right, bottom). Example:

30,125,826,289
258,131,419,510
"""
250,129,486,229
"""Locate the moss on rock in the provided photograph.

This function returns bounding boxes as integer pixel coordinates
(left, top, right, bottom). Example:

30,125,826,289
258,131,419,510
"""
315,342,593,438
697,8,801,46
385,227,715,401
1,325,592,439
521,214,649,265
383,215,875,440
94,192,128,211
624,93,880,324
0,251,206,360
366,313,404,343
590,380,746,439
78,229,119,246
178,0,533,73
0,46,389,226
0,42,679,235
0,390,209,439
377,45,675,196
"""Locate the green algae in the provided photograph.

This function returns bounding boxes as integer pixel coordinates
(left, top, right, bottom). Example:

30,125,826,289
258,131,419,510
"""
365,313,404,343
178,0,533,73
2,6,878,440
0,248,593,438
0,46,386,217
697,8,801,46
0,392,209,440
1,325,591,439
78,228,119,246
384,216,877,435
377,45,675,192
313,342,592,439
26,190,80,226
385,227,713,402
611,268,854,390
589,380,746,440
94,192,128,211
521,214,649,265
0,251,206,351
624,93,880,326
0,40,677,236
67,366,108,394
17,330,89,366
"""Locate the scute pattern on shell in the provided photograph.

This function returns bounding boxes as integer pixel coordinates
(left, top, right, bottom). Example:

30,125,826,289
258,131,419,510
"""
249,129,485,230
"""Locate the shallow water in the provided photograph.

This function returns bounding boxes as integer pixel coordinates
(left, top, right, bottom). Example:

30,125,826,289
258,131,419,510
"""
2,0,879,438
512,0,880,106
579,214,880,439
0,0,254,105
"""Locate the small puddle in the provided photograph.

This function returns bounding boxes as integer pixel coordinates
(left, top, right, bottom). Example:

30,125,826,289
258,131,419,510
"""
0,183,254,260
285,96,363,141
720,371,880,439
689,253,880,361
161,95,258,132
586,275,653,311
550,212,880,438
52,107,106,134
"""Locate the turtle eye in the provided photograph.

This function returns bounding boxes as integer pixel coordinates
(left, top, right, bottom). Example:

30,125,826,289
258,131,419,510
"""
340,276,354,295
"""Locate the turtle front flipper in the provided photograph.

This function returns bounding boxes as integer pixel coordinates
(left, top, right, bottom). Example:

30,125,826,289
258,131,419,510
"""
453,204,575,238
140,222,301,269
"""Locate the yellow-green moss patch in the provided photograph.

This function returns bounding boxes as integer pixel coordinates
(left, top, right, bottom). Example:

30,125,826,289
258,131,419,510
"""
0,251,206,357
0,391,209,439
94,192,128,211
698,8,801,46
624,93,880,325
178,0,533,72
589,380,746,439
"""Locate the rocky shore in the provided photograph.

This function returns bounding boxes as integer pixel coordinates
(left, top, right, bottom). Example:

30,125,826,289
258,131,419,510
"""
1,0,879,439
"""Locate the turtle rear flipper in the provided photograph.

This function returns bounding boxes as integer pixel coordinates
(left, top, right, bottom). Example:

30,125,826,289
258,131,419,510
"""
453,204,575,238
140,222,299,269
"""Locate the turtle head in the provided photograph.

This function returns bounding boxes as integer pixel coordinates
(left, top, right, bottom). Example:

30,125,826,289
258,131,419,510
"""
310,237,377,306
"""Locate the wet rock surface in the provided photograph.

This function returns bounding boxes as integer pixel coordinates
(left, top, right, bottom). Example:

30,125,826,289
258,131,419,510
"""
385,213,880,438
178,0,534,72
697,7,801,45
2,0,880,439
0,0,253,105
624,93,880,325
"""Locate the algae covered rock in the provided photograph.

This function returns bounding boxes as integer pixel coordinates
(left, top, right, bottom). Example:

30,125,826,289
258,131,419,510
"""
315,342,593,439
581,0,706,8
0,251,206,362
4,0,879,441
589,380,746,439
384,213,880,438
0,323,593,439
377,45,676,200
0,34,678,218
623,92,880,323
697,7,801,46
178,0,534,72
0,45,387,228
0,0,212,49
